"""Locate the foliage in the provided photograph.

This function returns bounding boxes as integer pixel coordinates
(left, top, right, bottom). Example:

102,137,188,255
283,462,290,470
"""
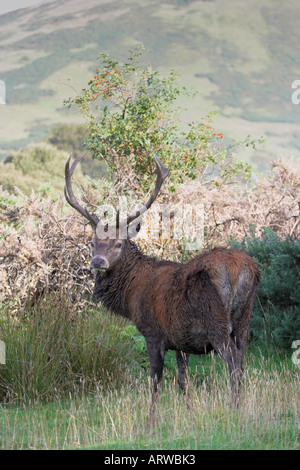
171,157,300,251
0,187,94,309
0,158,299,313
65,46,253,195
45,123,108,179
0,294,135,404
230,228,300,350
0,142,82,195
45,123,87,156
114,324,149,371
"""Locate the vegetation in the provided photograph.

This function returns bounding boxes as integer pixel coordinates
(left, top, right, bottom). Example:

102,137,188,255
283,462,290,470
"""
0,287,298,450
65,46,252,195
45,123,108,179
0,152,299,449
1,0,300,165
0,142,82,195
0,47,299,449
0,321,298,449
45,123,87,158
0,295,134,405
230,229,300,351
0,125,108,194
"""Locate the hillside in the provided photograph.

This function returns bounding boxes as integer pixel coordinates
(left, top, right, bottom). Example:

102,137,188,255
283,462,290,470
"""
0,0,300,170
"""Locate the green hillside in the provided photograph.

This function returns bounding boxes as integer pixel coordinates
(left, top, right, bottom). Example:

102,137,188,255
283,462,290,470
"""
1,0,300,170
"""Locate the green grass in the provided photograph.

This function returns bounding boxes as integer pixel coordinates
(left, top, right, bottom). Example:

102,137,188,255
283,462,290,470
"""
0,292,298,450
1,347,299,450
0,296,135,405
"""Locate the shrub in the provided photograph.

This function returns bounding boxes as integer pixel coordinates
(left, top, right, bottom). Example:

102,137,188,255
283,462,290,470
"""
172,158,300,249
64,46,253,196
230,228,300,350
0,142,83,195
45,123,108,179
0,158,299,312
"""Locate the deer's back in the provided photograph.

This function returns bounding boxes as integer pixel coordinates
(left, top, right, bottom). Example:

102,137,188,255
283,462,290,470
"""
132,248,259,352
192,248,260,321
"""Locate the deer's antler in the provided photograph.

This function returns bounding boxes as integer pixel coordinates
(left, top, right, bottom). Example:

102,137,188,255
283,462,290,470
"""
64,153,99,228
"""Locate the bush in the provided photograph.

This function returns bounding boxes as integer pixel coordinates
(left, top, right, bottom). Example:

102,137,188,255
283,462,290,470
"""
65,46,253,196
0,187,94,310
230,228,300,350
0,142,83,195
45,123,108,179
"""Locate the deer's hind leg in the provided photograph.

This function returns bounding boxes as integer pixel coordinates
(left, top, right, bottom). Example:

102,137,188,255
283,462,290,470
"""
229,271,260,391
207,324,243,408
176,350,191,411
223,339,243,407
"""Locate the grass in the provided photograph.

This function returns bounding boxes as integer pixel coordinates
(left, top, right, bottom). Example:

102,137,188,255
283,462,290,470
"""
0,296,135,405
0,293,299,450
0,346,299,450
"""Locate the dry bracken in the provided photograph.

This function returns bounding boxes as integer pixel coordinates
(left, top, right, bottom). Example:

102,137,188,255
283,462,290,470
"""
0,158,299,312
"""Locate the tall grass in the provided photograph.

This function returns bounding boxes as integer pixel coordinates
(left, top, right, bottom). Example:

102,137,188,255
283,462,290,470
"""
0,294,299,449
0,294,134,404
0,350,298,450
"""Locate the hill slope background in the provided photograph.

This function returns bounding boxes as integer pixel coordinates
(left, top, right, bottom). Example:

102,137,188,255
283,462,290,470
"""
0,0,300,171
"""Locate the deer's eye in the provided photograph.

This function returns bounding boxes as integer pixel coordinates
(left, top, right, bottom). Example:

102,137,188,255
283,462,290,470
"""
91,241,95,248
115,242,122,249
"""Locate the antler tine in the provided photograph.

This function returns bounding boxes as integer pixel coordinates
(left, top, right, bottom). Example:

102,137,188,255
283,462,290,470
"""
64,152,99,228
144,152,171,209
123,153,171,228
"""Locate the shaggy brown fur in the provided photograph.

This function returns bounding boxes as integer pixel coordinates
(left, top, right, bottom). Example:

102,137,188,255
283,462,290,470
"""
92,239,260,426
65,153,260,426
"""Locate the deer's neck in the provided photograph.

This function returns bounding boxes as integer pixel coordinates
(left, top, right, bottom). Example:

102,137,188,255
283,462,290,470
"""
92,241,152,319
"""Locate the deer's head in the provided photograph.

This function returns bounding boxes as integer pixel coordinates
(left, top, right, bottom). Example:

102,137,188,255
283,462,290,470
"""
64,152,171,275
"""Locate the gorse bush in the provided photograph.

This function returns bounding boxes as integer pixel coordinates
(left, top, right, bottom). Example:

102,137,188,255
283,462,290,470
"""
230,228,300,350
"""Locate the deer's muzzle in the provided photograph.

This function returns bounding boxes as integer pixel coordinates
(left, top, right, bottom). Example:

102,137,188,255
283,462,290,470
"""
91,256,109,275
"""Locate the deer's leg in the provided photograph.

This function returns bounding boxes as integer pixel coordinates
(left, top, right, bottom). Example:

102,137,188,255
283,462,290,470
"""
229,288,259,399
230,273,260,391
208,332,243,408
219,339,243,408
146,338,165,428
176,350,191,411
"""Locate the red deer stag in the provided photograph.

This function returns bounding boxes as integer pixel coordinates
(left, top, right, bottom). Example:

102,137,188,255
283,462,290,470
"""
65,152,260,426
